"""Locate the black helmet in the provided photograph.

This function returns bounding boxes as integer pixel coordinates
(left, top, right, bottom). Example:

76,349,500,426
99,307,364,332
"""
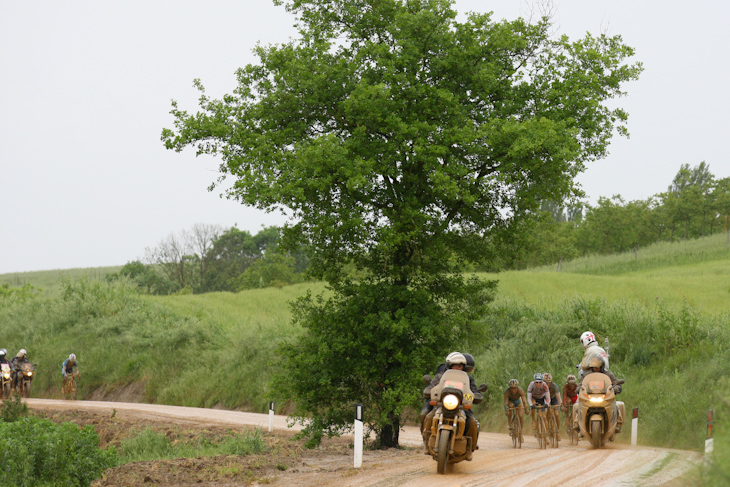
462,352,475,373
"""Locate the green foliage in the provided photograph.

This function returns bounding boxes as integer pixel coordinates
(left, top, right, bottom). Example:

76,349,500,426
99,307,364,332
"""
106,260,178,295
119,427,267,463
275,275,495,446
1,394,30,422
233,253,301,290
0,416,117,487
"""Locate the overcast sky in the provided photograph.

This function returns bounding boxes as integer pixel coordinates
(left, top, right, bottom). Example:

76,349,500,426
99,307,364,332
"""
2,1,729,274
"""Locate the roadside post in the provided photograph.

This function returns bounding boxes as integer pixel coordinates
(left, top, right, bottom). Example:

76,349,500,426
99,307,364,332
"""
354,403,363,468
269,402,274,433
705,409,714,456
631,407,638,446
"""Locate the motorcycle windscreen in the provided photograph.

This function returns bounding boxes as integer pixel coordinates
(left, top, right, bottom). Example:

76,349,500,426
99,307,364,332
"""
583,372,611,394
431,369,472,403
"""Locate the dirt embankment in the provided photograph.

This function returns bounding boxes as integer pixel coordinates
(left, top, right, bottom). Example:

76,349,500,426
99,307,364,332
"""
26,399,702,487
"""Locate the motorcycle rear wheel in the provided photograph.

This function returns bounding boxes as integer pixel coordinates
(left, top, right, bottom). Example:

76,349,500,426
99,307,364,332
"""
437,431,451,475
591,420,602,449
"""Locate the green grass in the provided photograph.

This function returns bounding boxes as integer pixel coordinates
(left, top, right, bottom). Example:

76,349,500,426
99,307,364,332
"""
0,266,121,295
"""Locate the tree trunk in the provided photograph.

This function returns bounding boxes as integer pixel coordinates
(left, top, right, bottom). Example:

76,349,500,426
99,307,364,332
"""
379,418,401,448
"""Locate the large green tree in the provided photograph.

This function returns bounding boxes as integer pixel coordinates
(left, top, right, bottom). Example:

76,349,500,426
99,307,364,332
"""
162,0,641,446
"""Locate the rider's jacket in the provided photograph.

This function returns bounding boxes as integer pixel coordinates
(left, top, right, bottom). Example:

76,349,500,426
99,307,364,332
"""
424,370,483,404
504,386,527,404
562,383,578,405
10,357,29,371
580,343,609,371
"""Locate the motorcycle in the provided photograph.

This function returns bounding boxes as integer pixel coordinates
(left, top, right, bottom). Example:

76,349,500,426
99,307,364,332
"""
16,362,36,398
0,363,12,398
422,370,487,474
574,372,625,449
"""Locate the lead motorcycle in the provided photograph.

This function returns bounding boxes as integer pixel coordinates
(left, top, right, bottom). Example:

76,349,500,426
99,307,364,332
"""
574,372,625,449
423,370,487,474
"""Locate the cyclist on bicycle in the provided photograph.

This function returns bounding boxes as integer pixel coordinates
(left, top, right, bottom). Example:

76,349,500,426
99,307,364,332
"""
562,374,579,428
503,379,527,443
62,353,79,391
543,373,562,441
526,373,551,431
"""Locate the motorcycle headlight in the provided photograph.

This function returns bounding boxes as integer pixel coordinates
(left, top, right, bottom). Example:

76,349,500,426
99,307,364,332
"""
27,371,33,377
2,373,9,379
443,394,460,411
589,395,605,404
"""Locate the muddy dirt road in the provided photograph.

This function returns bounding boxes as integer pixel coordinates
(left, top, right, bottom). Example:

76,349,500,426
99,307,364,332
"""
27,399,700,486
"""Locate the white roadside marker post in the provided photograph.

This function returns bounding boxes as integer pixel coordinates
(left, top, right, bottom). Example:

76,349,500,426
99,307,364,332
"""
705,409,714,456
269,402,274,433
631,407,638,446
354,403,363,468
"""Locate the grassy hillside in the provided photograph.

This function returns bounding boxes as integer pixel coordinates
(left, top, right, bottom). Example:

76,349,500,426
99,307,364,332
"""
1,234,729,454
0,266,121,295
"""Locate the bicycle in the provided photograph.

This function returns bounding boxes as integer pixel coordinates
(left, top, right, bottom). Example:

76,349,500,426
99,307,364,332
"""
506,406,523,449
547,405,560,448
62,373,78,400
564,404,578,444
532,405,548,449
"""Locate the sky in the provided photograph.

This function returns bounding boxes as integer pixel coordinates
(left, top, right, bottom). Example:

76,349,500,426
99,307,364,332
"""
2,0,729,274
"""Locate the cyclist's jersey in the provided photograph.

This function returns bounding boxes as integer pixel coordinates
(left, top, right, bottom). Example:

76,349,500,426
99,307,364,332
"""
548,382,560,405
504,386,526,406
527,381,551,406
62,359,77,375
562,384,578,405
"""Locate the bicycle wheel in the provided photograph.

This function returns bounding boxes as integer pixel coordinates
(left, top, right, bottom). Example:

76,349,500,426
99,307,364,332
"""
549,413,558,448
514,412,522,449
537,414,547,449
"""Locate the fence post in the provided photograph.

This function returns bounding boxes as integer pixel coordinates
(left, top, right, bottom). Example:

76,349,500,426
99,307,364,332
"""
705,409,714,456
631,407,638,446
268,402,274,433
354,404,363,468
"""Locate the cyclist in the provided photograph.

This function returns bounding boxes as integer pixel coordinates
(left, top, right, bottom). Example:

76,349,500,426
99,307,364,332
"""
543,373,562,441
562,374,579,429
578,331,609,380
503,379,527,443
62,353,80,392
526,373,551,431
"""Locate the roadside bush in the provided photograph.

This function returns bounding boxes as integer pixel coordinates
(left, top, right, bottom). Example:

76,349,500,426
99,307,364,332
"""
0,394,29,422
0,416,117,487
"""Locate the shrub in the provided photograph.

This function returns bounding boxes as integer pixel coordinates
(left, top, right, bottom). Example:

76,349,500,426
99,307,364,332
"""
0,417,117,487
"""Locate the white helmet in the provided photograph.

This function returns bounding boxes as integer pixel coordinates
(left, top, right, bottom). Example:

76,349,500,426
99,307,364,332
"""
0,349,6,356
445,352,467,367
69,353,76,361
17,349,27,358
580,331,597,349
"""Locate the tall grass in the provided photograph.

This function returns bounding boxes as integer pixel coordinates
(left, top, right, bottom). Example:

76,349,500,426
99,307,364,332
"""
0,266,121,295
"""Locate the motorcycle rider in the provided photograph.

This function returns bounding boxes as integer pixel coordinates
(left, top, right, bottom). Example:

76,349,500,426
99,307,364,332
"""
578,331,609,380
526,373,551,430
0,349,8,366
576,357,625,433
503,379,527,443
10,349,30,390
422,352,481,459
543,373,562,441
62,353,80,391
419,351,479,432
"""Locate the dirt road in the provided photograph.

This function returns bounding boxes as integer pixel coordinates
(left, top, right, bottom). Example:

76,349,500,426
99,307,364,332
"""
26,399,700,486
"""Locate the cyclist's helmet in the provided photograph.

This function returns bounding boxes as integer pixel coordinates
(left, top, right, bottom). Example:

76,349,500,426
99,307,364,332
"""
69,353,76,361
462,352,475,373
533,373,544,382
508,379,519,387
566,374,577,384
543,373,553,383
580,331,597,349
445,352,467,367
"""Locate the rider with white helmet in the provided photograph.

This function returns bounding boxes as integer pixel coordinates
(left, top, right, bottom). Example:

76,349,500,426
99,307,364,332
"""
62,353,80,389
578,331,609,379
10,349,30,389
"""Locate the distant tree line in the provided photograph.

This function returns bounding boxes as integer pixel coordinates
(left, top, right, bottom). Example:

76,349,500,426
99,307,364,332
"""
107,225,310,294
493,162,730,269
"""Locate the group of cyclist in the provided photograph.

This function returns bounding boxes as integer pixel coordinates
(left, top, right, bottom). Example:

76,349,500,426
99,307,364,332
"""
502,330,623,443
0,348,80,396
